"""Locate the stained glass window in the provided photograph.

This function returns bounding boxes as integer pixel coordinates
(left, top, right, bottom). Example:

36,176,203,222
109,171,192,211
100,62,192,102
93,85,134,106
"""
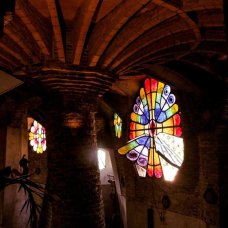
29,120,47,153
118,78,184,181
114,113,122,138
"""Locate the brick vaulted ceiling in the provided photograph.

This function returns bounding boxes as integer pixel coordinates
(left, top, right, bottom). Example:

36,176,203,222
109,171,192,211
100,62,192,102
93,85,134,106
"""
0,0,227,99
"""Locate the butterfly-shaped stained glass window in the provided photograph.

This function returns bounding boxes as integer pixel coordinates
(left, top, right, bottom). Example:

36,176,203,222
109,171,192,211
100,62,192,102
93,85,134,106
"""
29,120,47,153
114,113,122,138
118,78,184,181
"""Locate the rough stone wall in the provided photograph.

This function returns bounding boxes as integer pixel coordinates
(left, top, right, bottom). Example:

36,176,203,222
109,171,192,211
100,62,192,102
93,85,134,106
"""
0,127,6,227
0,102,30,228
198,133,219,226
0,75,225,228
218,78,228,228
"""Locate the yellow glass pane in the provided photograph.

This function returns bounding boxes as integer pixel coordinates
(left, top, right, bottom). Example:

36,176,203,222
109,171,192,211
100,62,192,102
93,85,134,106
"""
162,118,173,127
146,93,152,111
131,113,139,122
157,82,164,94
163,127,174,135
152,92,156,109
135,130,145,137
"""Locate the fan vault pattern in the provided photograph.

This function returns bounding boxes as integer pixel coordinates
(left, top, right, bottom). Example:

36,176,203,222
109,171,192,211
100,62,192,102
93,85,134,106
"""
0,0,225,100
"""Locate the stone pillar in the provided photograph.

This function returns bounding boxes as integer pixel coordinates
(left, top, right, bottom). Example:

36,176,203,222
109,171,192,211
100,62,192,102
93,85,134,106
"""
43,96,105,227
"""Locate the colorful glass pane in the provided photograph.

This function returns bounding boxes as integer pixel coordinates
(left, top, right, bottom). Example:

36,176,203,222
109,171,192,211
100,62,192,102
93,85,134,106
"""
114,113,122,138
118,78,184,181
29,120,47,153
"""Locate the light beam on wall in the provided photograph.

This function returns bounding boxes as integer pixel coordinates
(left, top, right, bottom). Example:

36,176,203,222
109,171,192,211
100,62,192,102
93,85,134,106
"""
98,149,106,170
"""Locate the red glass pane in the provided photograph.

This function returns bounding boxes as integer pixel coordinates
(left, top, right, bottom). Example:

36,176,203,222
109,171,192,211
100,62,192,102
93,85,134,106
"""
147,166,153,177
144,78,151,94
173,113,181,126
151,79,158,92
129,132,134,139
130,122,135,130
174,127,182,136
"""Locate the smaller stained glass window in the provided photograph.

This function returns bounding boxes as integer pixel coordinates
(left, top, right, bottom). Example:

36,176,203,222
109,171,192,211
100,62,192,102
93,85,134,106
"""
114,113,122,138
29,120,47,153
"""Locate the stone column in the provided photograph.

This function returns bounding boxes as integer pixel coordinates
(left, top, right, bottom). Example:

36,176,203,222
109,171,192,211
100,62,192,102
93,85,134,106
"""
43,95,105,227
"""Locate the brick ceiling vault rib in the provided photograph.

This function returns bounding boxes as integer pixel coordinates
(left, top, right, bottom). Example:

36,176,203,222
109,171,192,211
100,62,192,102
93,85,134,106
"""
46,0,65,62
15,0,50,56
4,27,39,63
0,48,20,67
183,1,222,12
0,56,14,70
72,0,100,65
87,0,151,67
113,0,202,74
110,9,224,72
0,33,32,64
109,15,185,70
115,39,194,74
99,4,176,68
0,42,25,64
153,0,201,51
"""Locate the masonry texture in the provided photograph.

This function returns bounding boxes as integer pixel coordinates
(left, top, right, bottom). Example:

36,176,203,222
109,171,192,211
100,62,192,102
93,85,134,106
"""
0,0,227,228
